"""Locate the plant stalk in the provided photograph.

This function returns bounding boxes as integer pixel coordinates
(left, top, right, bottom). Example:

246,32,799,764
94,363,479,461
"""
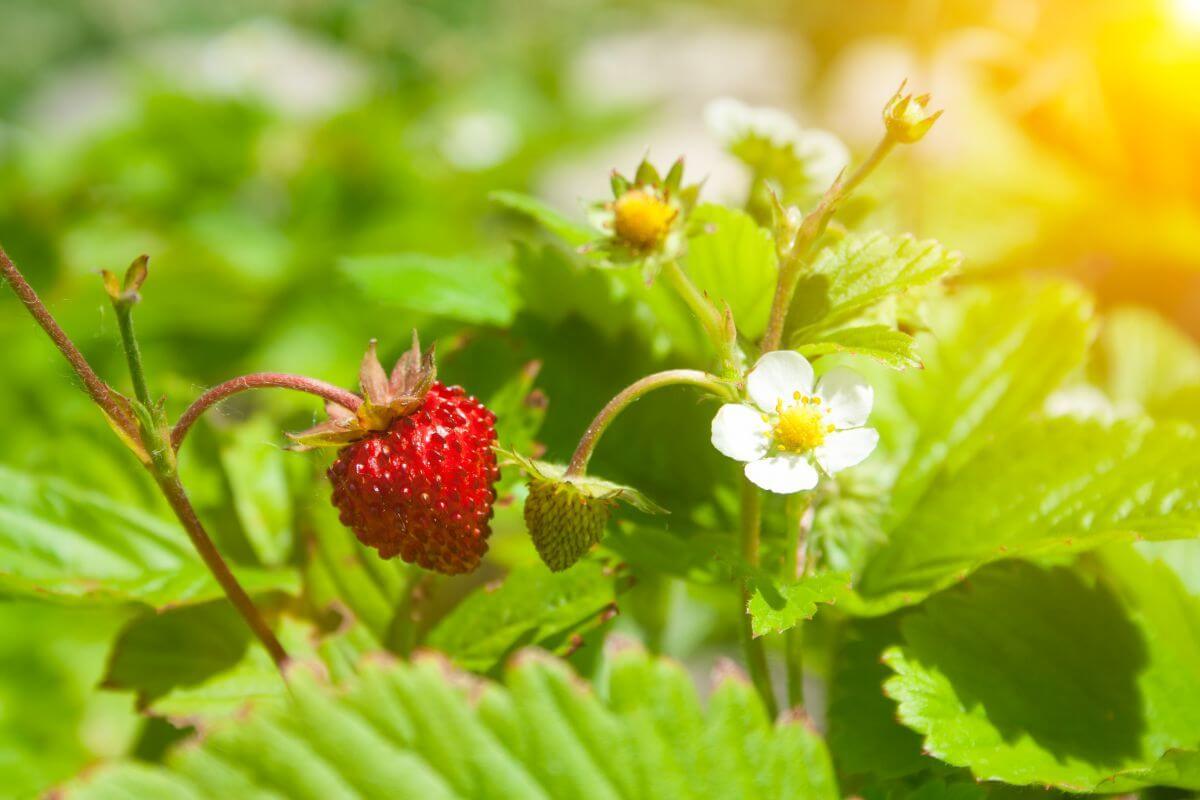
0,247,138,441
566,369,734,477
155,471,290,667
660,259,739,375
172,373,363,451
739,476,778,718
2,246,289,670
109,287,291,670
783,492,815,708
759,133,896,353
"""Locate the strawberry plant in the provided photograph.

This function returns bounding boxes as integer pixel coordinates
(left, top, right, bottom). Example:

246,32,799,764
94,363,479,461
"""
2,53,1200,800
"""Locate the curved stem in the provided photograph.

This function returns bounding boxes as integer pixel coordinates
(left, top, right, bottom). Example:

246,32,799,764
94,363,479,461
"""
739,477,778,718
172,373,362,451
565,369,732,477
2,245,289,669
0,247,138,441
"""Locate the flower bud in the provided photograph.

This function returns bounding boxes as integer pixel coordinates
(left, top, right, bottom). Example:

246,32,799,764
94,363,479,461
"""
883,81,943,144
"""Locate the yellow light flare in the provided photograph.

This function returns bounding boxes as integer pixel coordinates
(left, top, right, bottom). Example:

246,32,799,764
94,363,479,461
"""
1170,0,1200,32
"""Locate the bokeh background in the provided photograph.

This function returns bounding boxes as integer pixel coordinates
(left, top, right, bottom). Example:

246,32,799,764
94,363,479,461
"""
1,0,1198,794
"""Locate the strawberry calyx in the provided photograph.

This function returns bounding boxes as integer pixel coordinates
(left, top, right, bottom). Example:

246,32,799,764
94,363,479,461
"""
288,333,436,449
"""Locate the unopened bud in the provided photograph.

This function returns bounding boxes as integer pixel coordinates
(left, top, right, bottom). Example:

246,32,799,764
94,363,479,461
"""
883,81,943,144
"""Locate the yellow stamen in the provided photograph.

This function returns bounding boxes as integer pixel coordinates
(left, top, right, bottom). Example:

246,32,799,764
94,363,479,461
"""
774,402,827,453
612,189,677,250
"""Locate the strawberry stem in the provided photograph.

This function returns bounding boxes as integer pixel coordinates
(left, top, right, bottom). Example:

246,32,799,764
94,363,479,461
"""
759,131,897,353
2,245,290,671
783,491,815,710
739,477,778,719
171,373,363,451
0,247,139,442
565,369,734,478
660,259,740,375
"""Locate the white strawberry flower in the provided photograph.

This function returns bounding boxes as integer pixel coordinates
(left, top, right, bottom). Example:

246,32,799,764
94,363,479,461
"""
711,351,879,494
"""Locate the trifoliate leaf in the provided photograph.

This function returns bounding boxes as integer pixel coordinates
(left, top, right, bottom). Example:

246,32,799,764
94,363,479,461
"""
883,555,1200,792
788,232,960,342
426,561,622,672
857,418,1200,610
61,647,839,800
795,325,921,370
886,280,1094,525
0,466,295,608
826,618,932,783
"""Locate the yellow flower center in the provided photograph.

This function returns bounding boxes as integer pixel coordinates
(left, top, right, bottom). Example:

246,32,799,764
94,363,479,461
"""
612,189,677,250
773,396,833,453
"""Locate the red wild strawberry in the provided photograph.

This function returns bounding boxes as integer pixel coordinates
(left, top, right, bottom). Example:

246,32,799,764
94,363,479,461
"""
290,335,499,575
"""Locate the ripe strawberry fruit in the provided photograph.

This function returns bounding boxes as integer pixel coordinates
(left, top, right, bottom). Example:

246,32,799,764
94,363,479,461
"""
291,336,499,575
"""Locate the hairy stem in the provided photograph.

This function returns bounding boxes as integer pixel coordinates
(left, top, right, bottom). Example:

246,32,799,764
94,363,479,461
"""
1,247,289,670
566,369,733,477
739,476,778,718
108,291,291,670
114,304,152,408
155,472,289,667
783,492,815,709
0,247,138,440
172,373,363,451
660,260,739,375
759,134,896,353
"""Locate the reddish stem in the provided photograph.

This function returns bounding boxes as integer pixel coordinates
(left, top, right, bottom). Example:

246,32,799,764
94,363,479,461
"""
0,247,138,440
172,373,362,450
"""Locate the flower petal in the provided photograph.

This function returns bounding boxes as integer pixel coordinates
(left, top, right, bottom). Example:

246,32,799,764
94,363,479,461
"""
747,351,814,412
711,404,771,462
814,428,879,474
816,366,874,428
745,454,819,494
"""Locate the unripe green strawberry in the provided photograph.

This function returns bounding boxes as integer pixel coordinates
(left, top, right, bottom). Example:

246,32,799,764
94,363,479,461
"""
525,479,611,571
498,449,666,572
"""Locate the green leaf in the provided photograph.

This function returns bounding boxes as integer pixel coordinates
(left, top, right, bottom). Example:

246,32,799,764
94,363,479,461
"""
0,601,139,798
103,609,373,726
788,232,960,341
426,561,621,672
61,646,837,800
102,601,253,711
486,361,549,474
883,556,1200,792
490,190,595,247
302,497,415,645
216,417,293,566
341,253,518,326
0,466,296,608
746,571,851,636
512,242,636,339
858,418,1200,609
827,618,931,783
885,280,1094,523
795,325,921,370
1094,307,1200,411
603,525,744,585
684,204,777,339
